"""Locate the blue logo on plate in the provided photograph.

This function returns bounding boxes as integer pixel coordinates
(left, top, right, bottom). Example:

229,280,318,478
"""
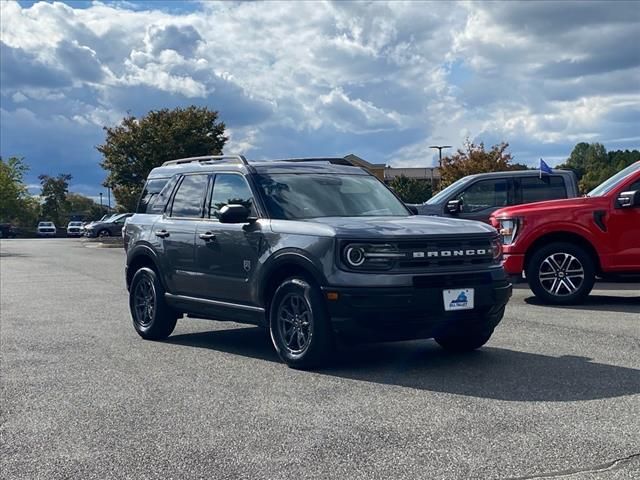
450,291,468,308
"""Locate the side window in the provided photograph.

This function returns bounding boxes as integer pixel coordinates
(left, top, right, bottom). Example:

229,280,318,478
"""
519,176,567,204
209,174,256,219
137,178,169,213
149,175,180,214
625,179,640,191
459,179,509,213
170,174,209,218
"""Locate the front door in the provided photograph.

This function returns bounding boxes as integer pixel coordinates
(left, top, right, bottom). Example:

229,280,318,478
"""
605,177,640,270
455,178,512,222
194,173,265,305
154,173,210,295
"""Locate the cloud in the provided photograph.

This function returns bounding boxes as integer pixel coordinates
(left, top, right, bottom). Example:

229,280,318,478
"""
0,0,638,197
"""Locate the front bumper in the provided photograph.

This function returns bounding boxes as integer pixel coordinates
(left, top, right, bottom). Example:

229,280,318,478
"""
322,273,512,341
502,253,525,276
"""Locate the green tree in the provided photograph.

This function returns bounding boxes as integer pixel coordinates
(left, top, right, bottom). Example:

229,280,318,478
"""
98,106,227,211
66,193,104,220
0,156,40,226
388,175,432,203
39,173,72,225
439,139,526,188
557,143,639,193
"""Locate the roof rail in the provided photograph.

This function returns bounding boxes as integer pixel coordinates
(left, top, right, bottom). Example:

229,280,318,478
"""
280,157,354,166
162,155,249,167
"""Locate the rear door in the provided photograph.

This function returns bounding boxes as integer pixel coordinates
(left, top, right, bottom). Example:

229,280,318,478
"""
193,173,264,305
515,175,568,205
456,178,513,222
154,173,210,295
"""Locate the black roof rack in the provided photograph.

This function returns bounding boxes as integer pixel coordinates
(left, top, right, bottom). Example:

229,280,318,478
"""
162,155,249,167
278,157,354,166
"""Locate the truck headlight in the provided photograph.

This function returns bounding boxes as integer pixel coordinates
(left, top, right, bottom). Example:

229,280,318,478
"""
498,218,520,245
342,243,406,270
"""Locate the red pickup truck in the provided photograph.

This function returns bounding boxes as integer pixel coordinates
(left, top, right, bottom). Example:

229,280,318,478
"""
491,162,640,304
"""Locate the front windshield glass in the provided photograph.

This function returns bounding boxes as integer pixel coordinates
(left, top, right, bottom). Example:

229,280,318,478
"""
588,162,640,197
256,173,410,220
426,176,474,204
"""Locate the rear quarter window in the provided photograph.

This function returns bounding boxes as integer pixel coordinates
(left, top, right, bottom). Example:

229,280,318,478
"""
137,178,170,213
518,176,567,204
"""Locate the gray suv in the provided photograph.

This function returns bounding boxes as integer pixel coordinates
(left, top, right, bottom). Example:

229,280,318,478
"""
124,156,512,368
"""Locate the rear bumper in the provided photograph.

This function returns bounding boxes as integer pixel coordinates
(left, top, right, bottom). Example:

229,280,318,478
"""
322,277,512,341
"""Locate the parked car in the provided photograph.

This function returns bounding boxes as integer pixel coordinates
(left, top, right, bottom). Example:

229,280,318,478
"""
37,221,57,237
124,155,511,369
491,162,640,304
84,213,132,238
413,170,578,223
0,223,18,238
66,221,84,237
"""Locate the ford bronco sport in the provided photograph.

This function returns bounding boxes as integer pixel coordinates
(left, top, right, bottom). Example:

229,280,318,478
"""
124,156,512,368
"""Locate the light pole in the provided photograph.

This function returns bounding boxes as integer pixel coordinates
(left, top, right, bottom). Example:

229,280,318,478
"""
99,192,103,213
429,145,451,191
107,187,111,212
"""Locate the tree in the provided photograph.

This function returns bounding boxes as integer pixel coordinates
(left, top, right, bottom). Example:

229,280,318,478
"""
66,193,104,220
39,173,72,225
0,156,40,226
98,106,228,211
557,143,639,193
438,139,526,188
388,175,432,203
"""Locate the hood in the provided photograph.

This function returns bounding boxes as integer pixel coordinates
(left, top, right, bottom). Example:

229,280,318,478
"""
492,196,595,218
301,215,496,239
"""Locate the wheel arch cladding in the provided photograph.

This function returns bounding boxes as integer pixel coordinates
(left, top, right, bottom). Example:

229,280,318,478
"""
126,251,161,290
261,258,325,311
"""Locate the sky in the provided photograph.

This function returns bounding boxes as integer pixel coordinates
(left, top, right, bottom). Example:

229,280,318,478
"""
1,0,639,198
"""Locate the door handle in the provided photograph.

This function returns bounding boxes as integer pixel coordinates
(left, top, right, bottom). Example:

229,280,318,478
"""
155,230,170,238
199,232,216,241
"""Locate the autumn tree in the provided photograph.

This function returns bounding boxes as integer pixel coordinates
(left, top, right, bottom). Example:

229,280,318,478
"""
439,140,527,188
66,193,104,220
98,106,228,211
39,173,72,225
388,175,432,203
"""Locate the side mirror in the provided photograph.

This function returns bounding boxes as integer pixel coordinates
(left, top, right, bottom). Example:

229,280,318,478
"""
406,204,419,215
218,204,251,223
617,190,640,208
446,199,462,214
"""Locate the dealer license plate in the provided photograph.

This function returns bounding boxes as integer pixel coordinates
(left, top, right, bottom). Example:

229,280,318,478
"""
443,288,474,311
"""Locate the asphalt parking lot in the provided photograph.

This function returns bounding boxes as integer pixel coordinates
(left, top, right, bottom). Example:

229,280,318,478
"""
1,239,639,480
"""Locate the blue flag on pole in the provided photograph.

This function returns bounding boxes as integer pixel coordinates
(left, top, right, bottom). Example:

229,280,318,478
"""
539,158,552,177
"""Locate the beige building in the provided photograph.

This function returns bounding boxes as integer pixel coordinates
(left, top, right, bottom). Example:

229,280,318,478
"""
344,154,440,184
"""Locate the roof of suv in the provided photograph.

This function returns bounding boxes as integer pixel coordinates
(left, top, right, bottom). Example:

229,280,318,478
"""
147,156,369,179
461,169,574,180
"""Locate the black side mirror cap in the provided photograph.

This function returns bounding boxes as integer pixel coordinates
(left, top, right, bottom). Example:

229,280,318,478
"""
617,190,640,208
446,199,462,214
218,204,252,223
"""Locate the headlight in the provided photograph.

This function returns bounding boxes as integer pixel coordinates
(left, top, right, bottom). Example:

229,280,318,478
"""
498,218,520,245
342,243,406,270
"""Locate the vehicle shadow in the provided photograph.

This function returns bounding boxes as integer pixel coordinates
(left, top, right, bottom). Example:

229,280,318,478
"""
524,295,640,314
166,327,640,402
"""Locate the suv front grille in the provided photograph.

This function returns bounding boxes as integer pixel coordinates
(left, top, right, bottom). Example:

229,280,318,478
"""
394,236,494,271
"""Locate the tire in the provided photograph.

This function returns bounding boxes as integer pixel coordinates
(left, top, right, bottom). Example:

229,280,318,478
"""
98,229,111,237
268,277,333,369
526,242,595,305
129,267,178,340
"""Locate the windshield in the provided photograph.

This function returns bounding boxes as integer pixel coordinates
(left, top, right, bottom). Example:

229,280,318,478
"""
256,173,410,220
587,162,640,197
39,222,53,227
426,176,474,204
69,222,82,226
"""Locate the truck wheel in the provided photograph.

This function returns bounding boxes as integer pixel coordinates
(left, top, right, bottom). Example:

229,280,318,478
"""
98,229,111,237
269,277,333,369
129,267,178,340
526,242,595,305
